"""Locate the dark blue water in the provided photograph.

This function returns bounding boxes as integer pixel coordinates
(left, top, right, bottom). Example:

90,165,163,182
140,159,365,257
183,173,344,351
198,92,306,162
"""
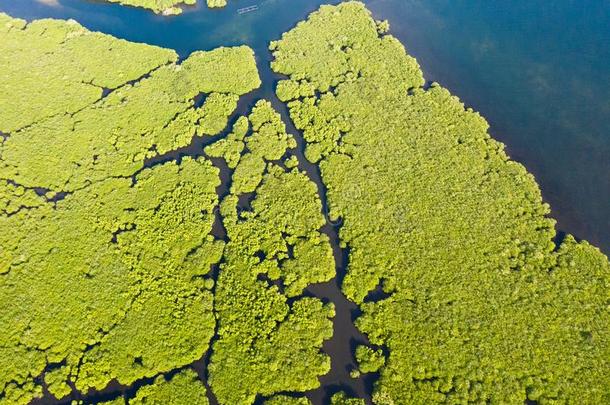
1,0,608,253
367,0,610,253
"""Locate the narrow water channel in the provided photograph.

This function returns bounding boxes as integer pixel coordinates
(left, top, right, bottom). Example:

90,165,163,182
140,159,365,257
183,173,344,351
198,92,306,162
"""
29,44,372,403
260,54,375,403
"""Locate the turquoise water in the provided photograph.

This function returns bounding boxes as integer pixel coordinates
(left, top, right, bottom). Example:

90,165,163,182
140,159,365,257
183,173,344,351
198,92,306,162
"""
1,0,608,253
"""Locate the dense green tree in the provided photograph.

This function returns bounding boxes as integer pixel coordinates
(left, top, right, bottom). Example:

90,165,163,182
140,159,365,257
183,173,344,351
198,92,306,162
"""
330,391,365,405
0,158,221,403
0,14,336,404
131,369,209,404
104,0,194,15
265,395,311,405
205,116,250,168
0,15,259,404
0,18,260,193
271,2,610,403
0,13,176,134
100,0,230,14
208,101,335,404
2,3,609,404
206,0,227,8
355,345,385,374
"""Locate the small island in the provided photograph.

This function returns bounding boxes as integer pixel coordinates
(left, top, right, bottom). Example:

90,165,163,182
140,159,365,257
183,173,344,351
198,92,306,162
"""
103,0,227,15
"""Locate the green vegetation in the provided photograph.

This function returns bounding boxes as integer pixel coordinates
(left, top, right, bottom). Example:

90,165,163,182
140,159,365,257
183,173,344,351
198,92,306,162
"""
2,2,609,404
101,0,229,13
355,345,384,374
0,14,176,134
1,158,220,403
330,392,365,405
1,15,336,404
104,0,194,15
0,15,260,193
0,14,260,404
82,369,210,404
207,101,335,403
131,369,209,404
271,2,610,403
266,395,311,405
205,116,249,168
206,0,227,8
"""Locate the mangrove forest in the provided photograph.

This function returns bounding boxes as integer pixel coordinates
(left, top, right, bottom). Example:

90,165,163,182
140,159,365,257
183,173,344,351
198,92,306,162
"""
0,2,608,404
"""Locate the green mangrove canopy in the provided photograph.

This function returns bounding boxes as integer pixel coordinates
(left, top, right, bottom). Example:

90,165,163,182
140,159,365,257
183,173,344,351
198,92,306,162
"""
0,2,609,404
